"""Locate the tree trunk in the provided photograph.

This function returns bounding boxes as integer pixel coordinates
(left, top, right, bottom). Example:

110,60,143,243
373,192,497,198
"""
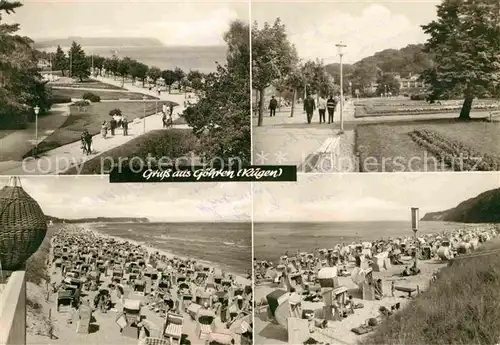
168,85,171,94
459,93,473,120
290,89,297,117
258,87,265,127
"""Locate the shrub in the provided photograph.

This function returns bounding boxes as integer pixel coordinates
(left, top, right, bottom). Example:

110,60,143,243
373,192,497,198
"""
410,93,426,101
109,108,122,116
82,92,101,102
71,100,91,107
50,95,72,104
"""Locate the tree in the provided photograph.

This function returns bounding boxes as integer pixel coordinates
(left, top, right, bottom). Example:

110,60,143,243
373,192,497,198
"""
104,57,119,78
68,41,90,81
421,0,500,120
183,20,250,164
161,69,176,93
252,18,298,126
186,70,204,90
0,0,52,129
117,57,131,83
283,68,305,117
376,74,401,96
148,66,162,84
129,60,149,87
91,55,105,76
53,45,67,76
173,67,185,91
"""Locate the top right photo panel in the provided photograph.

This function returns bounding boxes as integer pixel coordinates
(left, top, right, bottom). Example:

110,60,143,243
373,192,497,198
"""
251,0,500,173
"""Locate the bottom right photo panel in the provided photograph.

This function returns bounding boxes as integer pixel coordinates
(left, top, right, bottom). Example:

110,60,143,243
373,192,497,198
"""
253,173,500,345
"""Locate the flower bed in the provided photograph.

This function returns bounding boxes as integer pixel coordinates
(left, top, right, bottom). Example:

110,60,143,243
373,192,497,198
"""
409,129,500,171
355,102,500,118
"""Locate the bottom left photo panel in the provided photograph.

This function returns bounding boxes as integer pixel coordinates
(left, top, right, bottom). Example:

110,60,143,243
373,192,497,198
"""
0,176,253,345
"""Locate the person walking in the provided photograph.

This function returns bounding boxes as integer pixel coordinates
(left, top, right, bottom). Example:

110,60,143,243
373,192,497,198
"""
303,94,316,124
81,129,92,155
122,117,128,136
110,117,117,136
101,121,108,139
327,95,337,124
268,96,278,117
318,95,327,124
162,112,167,128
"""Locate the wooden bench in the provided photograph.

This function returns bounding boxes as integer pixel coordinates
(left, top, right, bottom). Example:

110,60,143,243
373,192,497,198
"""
394,286,418,298
489,110,500,122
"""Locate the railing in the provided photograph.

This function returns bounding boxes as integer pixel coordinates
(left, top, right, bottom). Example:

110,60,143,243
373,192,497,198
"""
0,271,26,345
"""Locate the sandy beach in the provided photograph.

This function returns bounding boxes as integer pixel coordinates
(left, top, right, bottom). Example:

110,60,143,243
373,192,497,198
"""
84,223,251,287
27,223,252,345
253,224,498,345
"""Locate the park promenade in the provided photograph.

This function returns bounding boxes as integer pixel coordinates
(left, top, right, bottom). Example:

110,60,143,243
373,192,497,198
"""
0,76,189,175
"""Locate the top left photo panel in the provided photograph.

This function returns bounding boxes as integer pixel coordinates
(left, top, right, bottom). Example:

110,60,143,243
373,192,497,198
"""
0,0,251,175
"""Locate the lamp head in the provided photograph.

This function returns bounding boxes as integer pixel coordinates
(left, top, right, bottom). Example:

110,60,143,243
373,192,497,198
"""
34,105,40,115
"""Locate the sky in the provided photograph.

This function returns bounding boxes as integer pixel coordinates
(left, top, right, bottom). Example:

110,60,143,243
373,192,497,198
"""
252,0,441,63
7,0,249,46
0,177,252,222
253,173,500,222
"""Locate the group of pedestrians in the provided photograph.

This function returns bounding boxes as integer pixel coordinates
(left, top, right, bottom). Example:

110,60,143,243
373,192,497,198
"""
268,94,342,124
304,94,341,124
100,117,129,139
80,116,128,155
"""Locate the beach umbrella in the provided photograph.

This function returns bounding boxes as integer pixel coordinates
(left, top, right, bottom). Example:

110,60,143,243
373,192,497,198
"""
0,177,47,271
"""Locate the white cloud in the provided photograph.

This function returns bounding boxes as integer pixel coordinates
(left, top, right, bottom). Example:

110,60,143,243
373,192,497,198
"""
290,4,428,63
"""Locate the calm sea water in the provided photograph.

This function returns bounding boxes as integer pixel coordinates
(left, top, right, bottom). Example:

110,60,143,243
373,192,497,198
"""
91,222,251,275
254,221,482,262
45,46,227,73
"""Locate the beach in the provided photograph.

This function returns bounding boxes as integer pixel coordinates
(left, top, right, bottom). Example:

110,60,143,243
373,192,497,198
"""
27,223,252,345
254,221,484,262
253,223,498,345
88,222,252,276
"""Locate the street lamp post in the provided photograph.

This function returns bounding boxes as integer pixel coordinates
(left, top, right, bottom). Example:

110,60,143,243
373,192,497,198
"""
143,95,147,134
34,105,40,155
336,42,347,134
411,207,420,270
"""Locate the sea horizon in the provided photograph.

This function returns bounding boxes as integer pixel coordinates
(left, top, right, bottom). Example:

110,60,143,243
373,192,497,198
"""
84,221,251,275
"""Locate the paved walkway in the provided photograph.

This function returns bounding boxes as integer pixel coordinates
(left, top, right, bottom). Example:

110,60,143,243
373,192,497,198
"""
253,102,356,172
0,76,190,175
0,103,71,161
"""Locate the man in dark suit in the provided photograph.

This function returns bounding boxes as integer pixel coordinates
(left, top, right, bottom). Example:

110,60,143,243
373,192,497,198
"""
303,94,316,124
269,96,278,117
327,95,337,124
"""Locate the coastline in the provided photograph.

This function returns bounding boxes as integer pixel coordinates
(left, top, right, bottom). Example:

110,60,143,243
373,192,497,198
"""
82,222,251,287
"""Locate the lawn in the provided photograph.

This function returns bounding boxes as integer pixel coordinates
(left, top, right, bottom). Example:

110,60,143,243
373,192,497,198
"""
356,119,500,172
49,78,125,90
33,100,175,155
51,88,158,100
362,233,500,345
63,129,199,174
